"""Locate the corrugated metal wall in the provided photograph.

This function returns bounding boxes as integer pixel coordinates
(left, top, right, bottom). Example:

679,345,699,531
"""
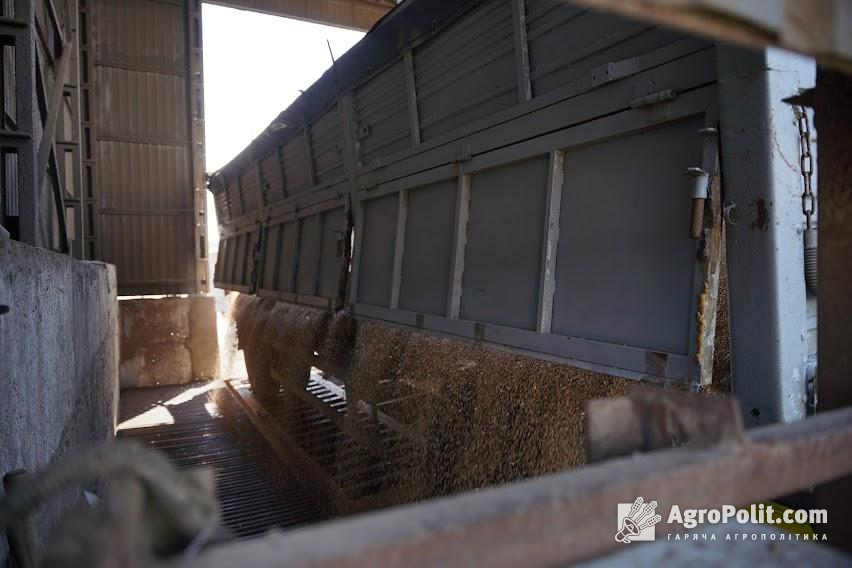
212,0,723,385
90,0,207,295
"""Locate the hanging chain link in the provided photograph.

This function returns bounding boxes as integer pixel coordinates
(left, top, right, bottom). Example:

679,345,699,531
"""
796,105,815,230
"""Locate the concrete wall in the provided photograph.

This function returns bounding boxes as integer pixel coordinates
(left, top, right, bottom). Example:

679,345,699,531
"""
0,238,118,563
119,296,219,389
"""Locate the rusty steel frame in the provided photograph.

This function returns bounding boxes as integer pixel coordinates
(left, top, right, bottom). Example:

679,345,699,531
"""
184,405,852,568
222,378,405,516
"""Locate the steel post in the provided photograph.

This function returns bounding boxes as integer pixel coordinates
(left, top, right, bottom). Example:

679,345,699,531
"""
716,46,815,426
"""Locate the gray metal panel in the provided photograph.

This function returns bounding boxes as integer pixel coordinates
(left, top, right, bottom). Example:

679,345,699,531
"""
310,106,344,184
93,0,187,71
276,221,298,293
222,237,235,284
91,0,201,295
318,207,346,299
261,224,280,290
233,233,248,286
210,0,726,384
460,157,548,330
358,192,398,307
398,179,456,316
717,47,813,425
525,0,687,96
260,150,284,203
227,177,243,218
551,118,703,355
100,212,195,293
97,141,191,210
352,60,410,166
94,66,188,142
213,188,230,224
282,133,311,194
413,0,517,141
239,166,261,215
296,214,320,295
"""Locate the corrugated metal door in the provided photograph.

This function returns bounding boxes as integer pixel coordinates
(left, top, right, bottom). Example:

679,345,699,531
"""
90,0,206,295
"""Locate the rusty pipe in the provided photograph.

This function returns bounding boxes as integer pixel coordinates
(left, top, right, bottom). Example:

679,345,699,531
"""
686,166,709,239
690,197,706,239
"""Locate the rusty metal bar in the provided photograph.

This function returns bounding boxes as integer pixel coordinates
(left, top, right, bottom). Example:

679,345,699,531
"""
270,369,382,455
223,379,356,514
186,405,852,568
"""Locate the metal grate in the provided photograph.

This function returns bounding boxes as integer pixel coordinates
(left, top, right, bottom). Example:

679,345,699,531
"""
224,369,419,514
118,381,328,539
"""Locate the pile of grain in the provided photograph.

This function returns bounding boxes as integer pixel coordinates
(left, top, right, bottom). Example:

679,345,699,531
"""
230,295,643,506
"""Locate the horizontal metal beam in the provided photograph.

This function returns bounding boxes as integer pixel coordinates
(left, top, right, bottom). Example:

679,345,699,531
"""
186,405,852,567
572,0,852,74
205,0,394,31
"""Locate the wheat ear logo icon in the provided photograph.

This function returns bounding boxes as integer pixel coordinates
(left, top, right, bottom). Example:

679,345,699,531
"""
615,497,662,543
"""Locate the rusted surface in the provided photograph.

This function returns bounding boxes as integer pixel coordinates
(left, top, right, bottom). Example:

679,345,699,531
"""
694,158,724,384
182,406,852,568
748,197,770,230
586,387,744,463
224,377,414,515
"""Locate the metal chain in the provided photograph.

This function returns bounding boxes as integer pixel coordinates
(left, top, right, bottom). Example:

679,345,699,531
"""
796,105,815,230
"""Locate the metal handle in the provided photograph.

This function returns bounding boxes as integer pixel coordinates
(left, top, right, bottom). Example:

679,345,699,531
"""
685,167,709,239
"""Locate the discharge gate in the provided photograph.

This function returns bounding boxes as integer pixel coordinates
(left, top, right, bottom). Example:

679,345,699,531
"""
211,0,811,394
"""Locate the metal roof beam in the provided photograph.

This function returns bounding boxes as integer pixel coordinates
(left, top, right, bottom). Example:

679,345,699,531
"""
205,0,395,31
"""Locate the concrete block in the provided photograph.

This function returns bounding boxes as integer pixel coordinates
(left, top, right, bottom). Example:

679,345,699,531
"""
0,238,118,564
119,296,219,388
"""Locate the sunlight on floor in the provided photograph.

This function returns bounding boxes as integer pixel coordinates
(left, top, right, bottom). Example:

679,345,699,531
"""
116,405,175,431
117,380,224,431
